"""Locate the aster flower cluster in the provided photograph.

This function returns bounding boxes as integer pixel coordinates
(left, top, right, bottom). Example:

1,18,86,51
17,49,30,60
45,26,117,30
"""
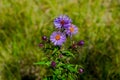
36,15,85,80
50,15,78,46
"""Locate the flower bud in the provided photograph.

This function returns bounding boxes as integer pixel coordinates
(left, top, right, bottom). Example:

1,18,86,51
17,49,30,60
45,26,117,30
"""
51,61,56,68
42,36,47,41
38,43,44,48
77,40,84,46
78,68,84,74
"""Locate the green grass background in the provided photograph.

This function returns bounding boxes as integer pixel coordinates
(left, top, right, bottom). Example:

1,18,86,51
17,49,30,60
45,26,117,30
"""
0,0,120,80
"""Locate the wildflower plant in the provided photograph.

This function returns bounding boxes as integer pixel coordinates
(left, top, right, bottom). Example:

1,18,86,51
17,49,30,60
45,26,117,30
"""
35,15,84,79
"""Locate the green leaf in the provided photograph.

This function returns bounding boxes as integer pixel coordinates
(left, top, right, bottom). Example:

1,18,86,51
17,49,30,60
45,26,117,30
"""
43,78,48,80
46,61,51,66
53,75,57,80
34,61,46,65
68,73,74,80
57,63,65,67
52,48,59,55
61,75,66,79
68,67,76,72
66,64,76,72
34,61,50,66
61,50,75,58
54,69,61,75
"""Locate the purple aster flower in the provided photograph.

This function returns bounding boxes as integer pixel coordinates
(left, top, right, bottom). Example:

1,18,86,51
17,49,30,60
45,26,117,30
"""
54,15,72,29
50,31,66,46
65,24,78,36
51,61,56,68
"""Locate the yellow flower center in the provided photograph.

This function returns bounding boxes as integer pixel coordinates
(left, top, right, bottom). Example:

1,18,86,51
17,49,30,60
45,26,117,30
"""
69,26,74,32
55,34,61,40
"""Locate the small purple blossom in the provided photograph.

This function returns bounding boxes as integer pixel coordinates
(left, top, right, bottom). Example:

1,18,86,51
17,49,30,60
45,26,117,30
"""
50,31,66,46
38,43,44,48
51,61,56,68
42,36,47,41
54,15,72,29
65,24,78,36
77,40,84,46
78,68,84,74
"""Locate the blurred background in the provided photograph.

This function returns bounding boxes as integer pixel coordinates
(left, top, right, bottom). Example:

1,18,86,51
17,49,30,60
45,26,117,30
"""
0,0,120,80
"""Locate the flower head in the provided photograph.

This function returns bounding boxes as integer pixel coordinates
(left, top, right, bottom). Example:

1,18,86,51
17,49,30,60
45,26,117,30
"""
65,24,78,36
51,61,56,68
54,15,72,29
50,31,66,46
